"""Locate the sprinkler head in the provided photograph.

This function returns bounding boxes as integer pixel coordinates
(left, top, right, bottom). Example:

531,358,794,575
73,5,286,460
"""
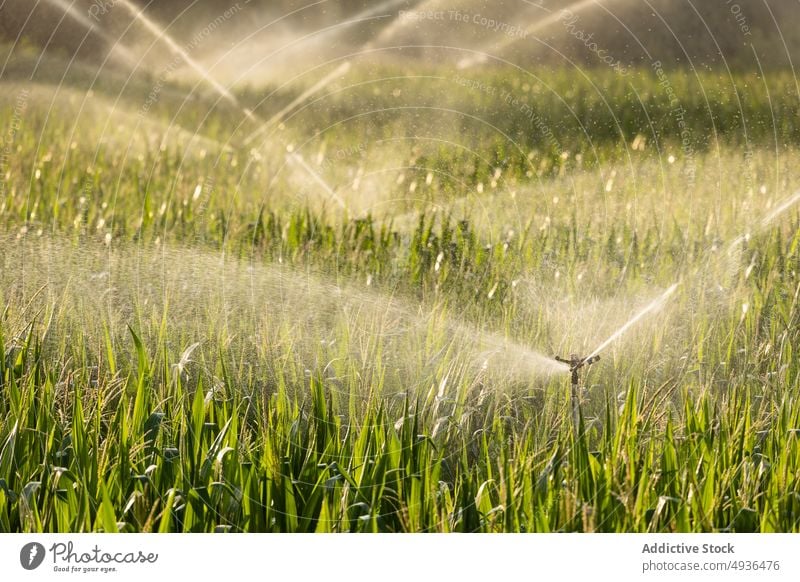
555,353,600,371
555,353,601,386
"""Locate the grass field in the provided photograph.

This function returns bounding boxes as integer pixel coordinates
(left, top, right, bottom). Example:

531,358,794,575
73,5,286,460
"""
1,44,800,532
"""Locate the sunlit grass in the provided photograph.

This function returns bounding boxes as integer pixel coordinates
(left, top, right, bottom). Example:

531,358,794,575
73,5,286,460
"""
1,65,800,532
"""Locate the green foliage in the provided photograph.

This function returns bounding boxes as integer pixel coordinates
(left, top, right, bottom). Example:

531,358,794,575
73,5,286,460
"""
1,65,800,532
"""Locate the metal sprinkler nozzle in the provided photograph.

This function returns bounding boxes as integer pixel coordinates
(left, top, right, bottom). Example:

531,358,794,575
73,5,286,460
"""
555,353,601,386
555,353,601,435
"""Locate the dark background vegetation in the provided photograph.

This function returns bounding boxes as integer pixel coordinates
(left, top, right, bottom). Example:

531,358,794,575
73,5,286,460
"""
2,0,799,73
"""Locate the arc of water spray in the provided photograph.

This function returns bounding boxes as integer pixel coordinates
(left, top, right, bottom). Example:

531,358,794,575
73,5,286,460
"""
243,0,409,144
582,284,678,363
114,0,259,122
243,61,352,146
108,0,378,151
43,0,138,67
287,152,350,214
575,189,800,365
241,0,411,204
757,191,800,230
457,0,601,69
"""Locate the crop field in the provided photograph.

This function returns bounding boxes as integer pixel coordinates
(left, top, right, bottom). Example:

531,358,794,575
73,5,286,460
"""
1,1,800,534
